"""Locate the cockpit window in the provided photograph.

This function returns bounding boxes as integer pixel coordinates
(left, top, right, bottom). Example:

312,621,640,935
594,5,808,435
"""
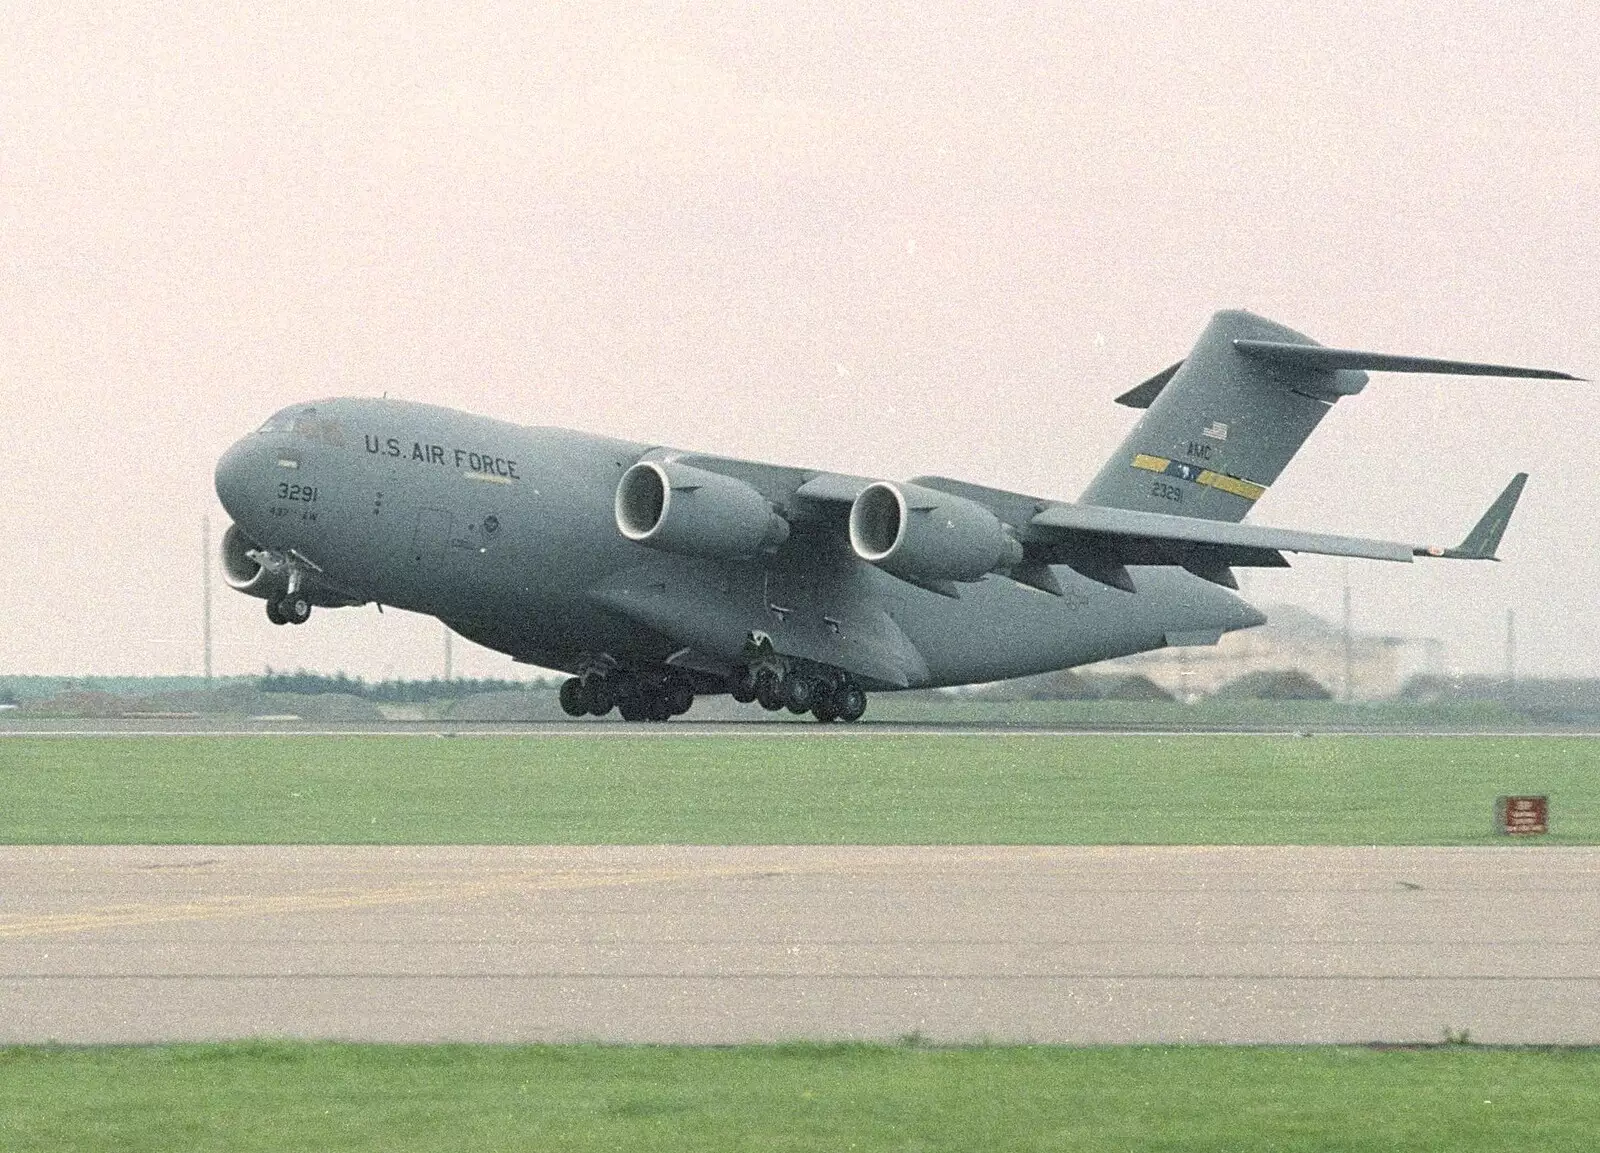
256,406,344,445
257,406,302,435
294,409,346,446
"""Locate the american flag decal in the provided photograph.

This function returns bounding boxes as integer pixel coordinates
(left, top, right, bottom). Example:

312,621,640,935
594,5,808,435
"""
1202,420,1229,441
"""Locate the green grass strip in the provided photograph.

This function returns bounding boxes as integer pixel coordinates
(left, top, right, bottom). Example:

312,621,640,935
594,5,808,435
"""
1,1042,1596,1152
0,734,1594,844
863,696,1539,729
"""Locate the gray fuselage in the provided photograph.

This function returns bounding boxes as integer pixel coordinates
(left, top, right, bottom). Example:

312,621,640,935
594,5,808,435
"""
214,397,1263,689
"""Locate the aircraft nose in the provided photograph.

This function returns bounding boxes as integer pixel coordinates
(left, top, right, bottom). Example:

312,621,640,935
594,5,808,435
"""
214,436,264,522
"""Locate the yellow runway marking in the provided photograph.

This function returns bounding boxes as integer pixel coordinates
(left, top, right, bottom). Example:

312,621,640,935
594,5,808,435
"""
0,852,1039,942
0,866,729,941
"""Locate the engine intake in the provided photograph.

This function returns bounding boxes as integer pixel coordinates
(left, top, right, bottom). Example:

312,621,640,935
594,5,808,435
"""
220,523,288,600
616,461,790,559
849,481,1022,583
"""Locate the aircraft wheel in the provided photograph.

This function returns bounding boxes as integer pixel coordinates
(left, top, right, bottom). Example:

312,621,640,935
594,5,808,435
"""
810,699,838,723
755,670,784,711
783,676,815,714
283,596,312,625
836,685,867,723
646,693,674,722
729,666,758,704
558,678,589,717
265,599,287,626
586,678,615,717
666,677,695,716
618,697,647,722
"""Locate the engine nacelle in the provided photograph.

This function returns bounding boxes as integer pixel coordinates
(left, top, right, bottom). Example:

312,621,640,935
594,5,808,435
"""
615,461,790,559
220,522,289,601
849,481,1023,583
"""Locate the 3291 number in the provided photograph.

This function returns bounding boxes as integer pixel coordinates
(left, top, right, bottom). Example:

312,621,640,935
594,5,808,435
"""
277,483,318,503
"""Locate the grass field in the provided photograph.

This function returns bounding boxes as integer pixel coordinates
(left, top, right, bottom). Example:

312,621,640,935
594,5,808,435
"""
0,734,1593,844
860,696,1540,729
2,1042,1595,1152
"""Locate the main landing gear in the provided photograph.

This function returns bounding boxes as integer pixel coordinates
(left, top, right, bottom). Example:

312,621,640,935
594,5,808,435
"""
729,662,867,724
265,594,312,626
559,670,697,723
559,660,867,724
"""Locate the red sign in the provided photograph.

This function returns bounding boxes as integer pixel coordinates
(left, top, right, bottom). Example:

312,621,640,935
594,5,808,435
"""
1496,796,1548,836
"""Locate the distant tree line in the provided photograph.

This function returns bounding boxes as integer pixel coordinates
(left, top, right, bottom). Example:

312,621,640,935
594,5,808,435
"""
256,669,548,700
0,675,234,701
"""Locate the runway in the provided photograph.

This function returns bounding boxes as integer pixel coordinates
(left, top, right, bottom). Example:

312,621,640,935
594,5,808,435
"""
3,845,1597,1044
4,718,1595,737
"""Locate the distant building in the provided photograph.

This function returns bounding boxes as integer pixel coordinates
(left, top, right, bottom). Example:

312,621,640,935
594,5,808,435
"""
1088,603,1445,702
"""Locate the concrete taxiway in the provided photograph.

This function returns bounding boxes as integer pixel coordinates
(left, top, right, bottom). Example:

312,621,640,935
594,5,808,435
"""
2,845,1596,1044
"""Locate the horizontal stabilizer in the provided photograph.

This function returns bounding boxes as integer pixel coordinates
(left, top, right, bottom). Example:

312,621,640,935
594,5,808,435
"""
1415,473,1528,561
1232,340,1583,381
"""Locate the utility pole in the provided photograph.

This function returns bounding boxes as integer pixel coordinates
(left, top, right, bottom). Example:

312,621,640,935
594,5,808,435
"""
1341,561,1354,703
202,514,213,683
1505,608,1516,687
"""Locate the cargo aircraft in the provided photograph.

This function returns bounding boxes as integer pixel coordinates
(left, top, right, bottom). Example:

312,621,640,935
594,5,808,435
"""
214,310,1577,722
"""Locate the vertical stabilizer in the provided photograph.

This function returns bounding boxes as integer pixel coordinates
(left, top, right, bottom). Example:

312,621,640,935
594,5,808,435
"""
1080,310,1367,522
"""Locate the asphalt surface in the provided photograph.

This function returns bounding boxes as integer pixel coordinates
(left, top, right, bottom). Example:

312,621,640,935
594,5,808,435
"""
3,845,1597,1044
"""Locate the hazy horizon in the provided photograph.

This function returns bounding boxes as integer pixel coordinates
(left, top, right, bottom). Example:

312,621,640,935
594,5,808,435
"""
4,2,1596,682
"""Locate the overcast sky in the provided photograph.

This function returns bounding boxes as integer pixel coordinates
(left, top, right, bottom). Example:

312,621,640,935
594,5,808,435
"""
3,1,1595,682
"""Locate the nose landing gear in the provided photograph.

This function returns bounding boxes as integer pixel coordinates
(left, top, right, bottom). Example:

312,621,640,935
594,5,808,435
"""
254,551,314,626
265,594,312,625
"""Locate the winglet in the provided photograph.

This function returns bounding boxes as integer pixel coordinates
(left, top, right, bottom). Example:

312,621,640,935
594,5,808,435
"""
1414,473,1529,561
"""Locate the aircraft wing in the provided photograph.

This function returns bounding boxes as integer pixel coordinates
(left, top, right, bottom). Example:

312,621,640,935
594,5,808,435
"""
1030,502,1413,562
650,452,875,521
1022,473,1528,590
630,451,1528,594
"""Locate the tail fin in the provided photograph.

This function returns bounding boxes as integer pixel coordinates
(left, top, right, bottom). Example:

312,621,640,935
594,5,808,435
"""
1080,310,1578,522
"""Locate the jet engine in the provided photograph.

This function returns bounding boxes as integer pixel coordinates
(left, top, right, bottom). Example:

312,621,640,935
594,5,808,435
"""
220,522,289,601
615,460,790,559
849,481,1023,583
